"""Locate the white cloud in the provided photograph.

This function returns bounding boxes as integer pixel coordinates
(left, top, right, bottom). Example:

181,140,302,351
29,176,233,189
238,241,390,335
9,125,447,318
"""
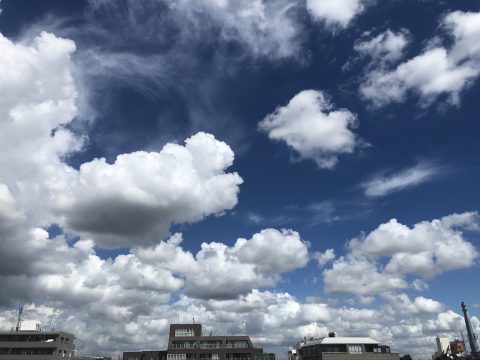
360,11,480,107
0,30,244,250
184,228,310,299
354,29,410,65
313,249,336,267
306,0,370,28
323,212,479,296
323,255,408,296
56,132,243,248
0,31,80,229
382,293,445,316
362,162,438,197
258,90,361,169
86,0,303,62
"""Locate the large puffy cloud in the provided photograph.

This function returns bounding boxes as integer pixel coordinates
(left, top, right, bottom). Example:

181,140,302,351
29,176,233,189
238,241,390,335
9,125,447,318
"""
323,255,408,296
352,212,479,276
0,31,80,228
258,90,361,169
323,212,479,296
56,132,243,248
0,230,310,355
360,11,480,107
382,293,445,316
184,228,310,299
0,32,244,249
306,0,370,28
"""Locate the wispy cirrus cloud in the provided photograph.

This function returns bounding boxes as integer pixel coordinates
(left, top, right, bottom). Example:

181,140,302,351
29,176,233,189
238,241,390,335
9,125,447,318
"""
362,161,440,197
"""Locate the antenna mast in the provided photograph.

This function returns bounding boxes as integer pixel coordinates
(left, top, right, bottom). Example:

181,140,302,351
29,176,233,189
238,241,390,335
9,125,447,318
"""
15,300,24,332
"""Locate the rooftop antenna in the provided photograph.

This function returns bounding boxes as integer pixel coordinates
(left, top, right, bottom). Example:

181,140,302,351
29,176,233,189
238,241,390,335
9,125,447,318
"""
461,301,480,359
15,299,25,332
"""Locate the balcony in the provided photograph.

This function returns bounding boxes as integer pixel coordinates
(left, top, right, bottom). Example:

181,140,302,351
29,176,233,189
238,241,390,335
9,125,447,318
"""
200,344,222,349
171,344,197,349
226,344,248,349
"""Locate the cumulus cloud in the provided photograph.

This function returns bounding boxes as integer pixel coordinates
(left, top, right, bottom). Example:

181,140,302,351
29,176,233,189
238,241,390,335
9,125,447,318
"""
360,11,480,107
0,29,244,250
57,132,243,248
323,212,479,296
184,228,310,299
306,0,370,28
323,255,408,296
382,293,445,316
362,162,439,197
0,31,80,229
258,90,361,169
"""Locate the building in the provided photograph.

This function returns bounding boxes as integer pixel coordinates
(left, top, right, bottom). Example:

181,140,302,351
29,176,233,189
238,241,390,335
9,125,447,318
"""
0,330,75,359
450,340,467,358
432,337,468,360
291,332,400,360
123,351,167,360
123,350,166,360
122,324,263,360
262,353,275,360
167,323,263,360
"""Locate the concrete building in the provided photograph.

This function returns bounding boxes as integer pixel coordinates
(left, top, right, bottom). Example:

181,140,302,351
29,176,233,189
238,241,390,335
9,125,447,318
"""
123,324,263,360
167,324,263,360
291,332,399,360
0,330,75,359
123,350,167,360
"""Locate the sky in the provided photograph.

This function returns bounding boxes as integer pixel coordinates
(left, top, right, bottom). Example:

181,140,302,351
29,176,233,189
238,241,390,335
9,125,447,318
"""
0,0,479,359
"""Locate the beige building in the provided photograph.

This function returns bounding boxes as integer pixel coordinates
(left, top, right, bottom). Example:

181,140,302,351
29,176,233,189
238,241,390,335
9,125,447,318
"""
291,332,399,360
0,330,75,359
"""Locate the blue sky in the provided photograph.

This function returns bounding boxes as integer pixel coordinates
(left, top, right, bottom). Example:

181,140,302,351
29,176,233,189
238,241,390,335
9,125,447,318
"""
0,0,479,359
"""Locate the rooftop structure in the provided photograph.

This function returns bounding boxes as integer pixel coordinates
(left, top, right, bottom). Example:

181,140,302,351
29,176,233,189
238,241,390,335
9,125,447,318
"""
0,330,75,359
290,332,399,360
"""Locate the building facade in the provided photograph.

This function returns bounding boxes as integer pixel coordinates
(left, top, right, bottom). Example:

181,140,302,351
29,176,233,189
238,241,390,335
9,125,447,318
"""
167,324,263,360
123,350,167,360
0,330,75,359
122,324,263,360
291,332,399,360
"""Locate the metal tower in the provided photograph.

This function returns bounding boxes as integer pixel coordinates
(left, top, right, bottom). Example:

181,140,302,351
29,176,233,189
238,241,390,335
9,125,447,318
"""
461,301,480,358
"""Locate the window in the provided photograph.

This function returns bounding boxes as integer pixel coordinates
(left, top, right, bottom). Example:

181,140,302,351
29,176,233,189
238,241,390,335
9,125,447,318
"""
348,345,363,354
168,354,187,360
175,328,195,337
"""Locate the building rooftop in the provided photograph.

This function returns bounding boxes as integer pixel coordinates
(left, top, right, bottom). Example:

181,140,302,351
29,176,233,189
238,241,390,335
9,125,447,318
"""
302,336,380,346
